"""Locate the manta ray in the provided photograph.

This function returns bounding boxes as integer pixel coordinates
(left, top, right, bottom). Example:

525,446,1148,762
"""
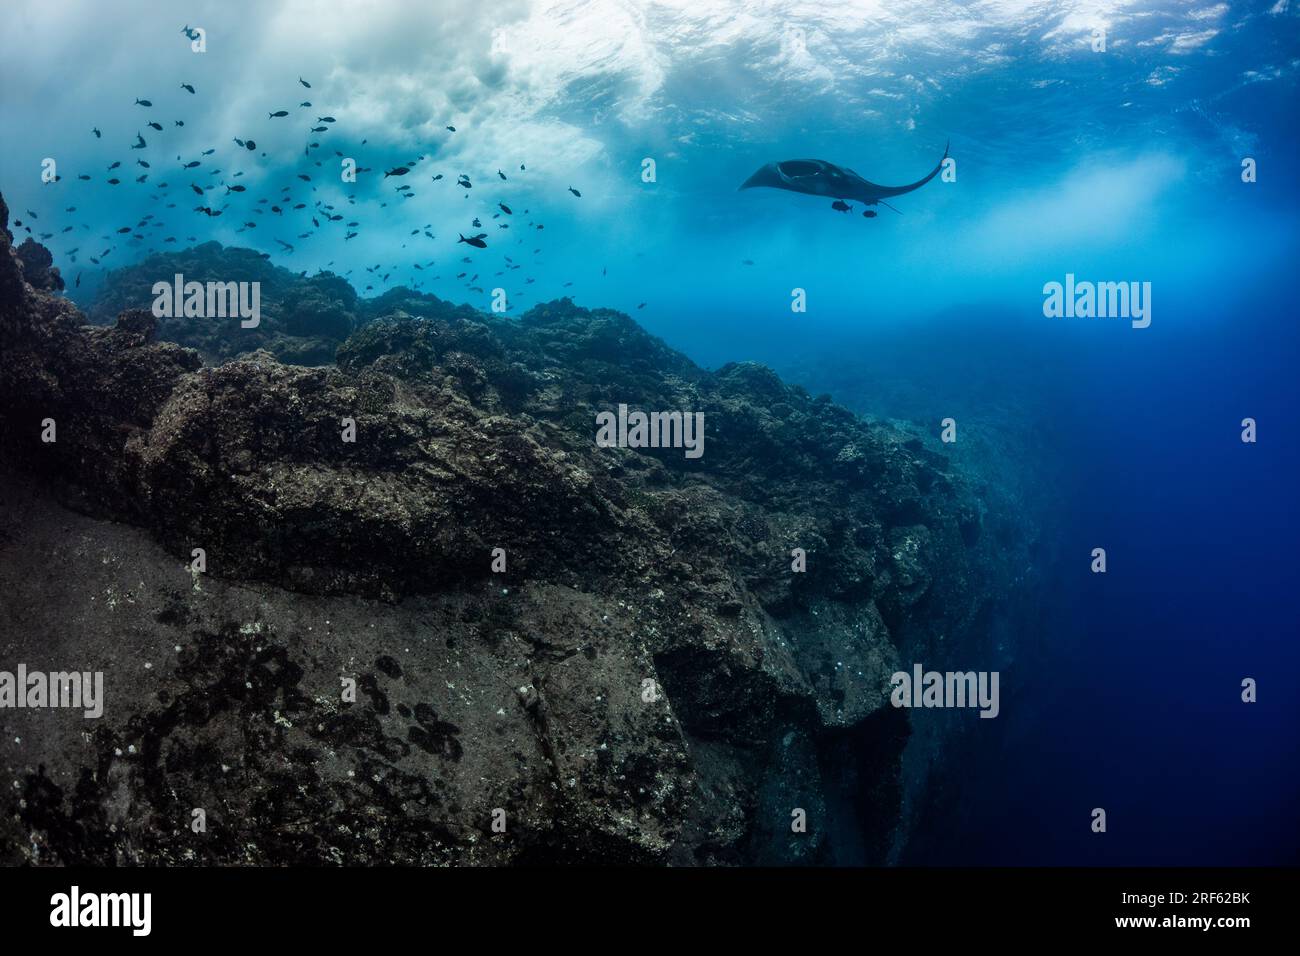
740,142,949,213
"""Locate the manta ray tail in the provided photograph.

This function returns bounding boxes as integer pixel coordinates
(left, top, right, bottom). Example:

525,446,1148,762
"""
865,141,949,199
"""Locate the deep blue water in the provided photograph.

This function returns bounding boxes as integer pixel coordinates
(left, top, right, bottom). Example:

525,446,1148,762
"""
905,285,1300,865
2,0,1297,864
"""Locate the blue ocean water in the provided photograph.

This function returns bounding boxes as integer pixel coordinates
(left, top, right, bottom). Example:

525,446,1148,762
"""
2,1,1297,863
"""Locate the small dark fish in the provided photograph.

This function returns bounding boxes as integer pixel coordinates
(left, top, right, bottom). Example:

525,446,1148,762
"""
75,273,81,287
189,183,203,194
92,127,101,138
299,76,311,88
245,140,256,150
568,186,581,197
862,210,877,218
107,178,121,185
202,148,214,155
432,173,443,181
77,174,91,180
457,233,487,248
499,202,512,215
384,166,409,178
148,121,163,131
136,174,148,183
457,176,472,188
472,217,481,228
268,110,289,118
311,126,327,132
637,302,647,309
226,184,246,193
116,226,132,234
181,83,195,94
300,101,311,107
174,120,185,127
298,174,311,181
317,116,335,123
131,132,147,149
498,169,507,180
233,138,245,146
831,200,852,212
182,161,200,169
108,161,121,170
135,98,152,107
446,125,456,132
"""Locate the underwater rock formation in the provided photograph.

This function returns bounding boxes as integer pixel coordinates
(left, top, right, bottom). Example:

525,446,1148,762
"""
0,194,1020,865
83,242,359,365
14,237,64,293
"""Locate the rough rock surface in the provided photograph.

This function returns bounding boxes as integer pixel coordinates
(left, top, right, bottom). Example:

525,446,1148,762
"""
83,242,360,365
15,237,63,293
0,193,1023,865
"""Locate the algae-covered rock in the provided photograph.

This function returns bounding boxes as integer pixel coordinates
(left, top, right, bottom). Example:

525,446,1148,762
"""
0,197,1022,865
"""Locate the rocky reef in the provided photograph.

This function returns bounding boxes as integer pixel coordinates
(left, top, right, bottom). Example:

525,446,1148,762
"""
0,193,1026,865
83,242,359,365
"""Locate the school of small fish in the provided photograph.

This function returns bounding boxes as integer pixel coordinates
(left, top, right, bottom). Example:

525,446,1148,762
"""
7,26,653,308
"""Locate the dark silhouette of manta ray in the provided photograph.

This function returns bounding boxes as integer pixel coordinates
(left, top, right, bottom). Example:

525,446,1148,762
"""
739,142,949,209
